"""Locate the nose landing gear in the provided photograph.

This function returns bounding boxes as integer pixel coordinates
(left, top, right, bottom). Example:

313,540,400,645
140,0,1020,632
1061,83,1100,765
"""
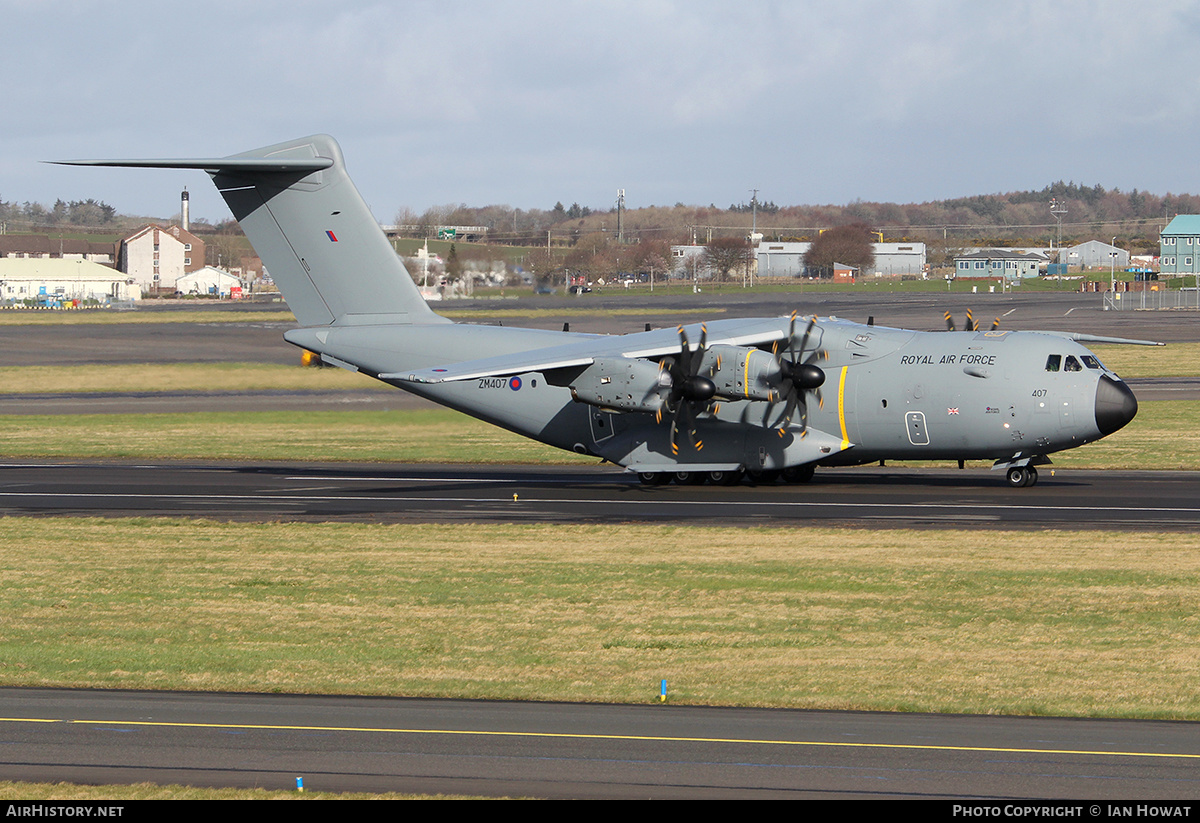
1006,465,1039,488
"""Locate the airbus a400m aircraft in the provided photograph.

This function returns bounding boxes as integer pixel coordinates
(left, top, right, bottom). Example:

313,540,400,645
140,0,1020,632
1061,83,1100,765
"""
60,135,1154,488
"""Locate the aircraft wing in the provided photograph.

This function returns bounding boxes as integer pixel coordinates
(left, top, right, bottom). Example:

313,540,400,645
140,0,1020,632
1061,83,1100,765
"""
1030,331,1165,347
385,319,794,384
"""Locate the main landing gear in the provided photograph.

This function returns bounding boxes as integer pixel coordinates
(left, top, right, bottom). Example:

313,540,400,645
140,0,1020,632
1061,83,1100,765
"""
637,466,815,486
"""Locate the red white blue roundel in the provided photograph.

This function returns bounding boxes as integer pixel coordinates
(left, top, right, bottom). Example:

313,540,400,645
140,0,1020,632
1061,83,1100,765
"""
509,376,522,391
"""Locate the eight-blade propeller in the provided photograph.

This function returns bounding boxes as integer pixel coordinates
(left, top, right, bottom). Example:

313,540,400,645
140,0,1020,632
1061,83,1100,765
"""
766,312,826,435
655,324,719,454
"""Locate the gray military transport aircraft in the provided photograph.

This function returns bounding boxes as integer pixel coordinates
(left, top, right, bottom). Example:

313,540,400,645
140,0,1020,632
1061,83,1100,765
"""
59,134,1155,488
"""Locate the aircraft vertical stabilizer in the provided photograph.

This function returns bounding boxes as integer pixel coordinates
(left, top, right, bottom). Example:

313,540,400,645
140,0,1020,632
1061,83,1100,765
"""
56,134,446,328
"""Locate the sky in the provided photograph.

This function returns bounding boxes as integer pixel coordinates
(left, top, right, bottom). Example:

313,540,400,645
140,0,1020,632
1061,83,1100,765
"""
3,0,1200,224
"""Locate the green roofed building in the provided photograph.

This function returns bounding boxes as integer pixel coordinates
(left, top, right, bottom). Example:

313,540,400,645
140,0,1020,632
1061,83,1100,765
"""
1159,215,1200,275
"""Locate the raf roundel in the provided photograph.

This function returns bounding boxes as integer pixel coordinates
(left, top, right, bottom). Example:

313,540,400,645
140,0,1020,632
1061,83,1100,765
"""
509,376,522,391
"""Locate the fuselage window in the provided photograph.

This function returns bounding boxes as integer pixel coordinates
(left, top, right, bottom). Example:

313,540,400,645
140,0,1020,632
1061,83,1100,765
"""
1064,355,1083,372
1045,355,1061,372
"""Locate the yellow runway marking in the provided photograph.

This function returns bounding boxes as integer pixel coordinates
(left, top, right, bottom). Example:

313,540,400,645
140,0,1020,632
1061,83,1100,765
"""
3,717,1198,761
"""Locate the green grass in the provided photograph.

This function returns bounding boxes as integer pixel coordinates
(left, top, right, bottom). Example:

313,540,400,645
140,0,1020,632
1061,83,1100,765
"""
0,362,385,394
0,396,1188,467
1091,343,1198,378
0,409,591,463
1,519,1198,718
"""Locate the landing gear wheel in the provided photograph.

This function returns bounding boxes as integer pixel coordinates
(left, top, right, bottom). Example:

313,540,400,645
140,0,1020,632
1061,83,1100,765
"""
673,470,706,485
782,464,815,484
638,471,669,486
1006,466,1038,488
706,469,744,486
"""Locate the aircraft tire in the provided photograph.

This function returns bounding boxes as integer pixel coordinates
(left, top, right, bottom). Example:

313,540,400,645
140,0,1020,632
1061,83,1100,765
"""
1006,466,1031,488
706,469,743,486
673,470,706,485
638,471,669,486
1024,467,1039,487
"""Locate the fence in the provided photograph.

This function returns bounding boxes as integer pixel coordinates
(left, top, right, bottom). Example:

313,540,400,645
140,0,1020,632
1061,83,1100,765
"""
1103,289,1200,311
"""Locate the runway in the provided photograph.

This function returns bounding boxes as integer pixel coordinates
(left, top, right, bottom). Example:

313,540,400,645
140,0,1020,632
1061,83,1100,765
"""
2,460,1198,530
3,688,1198,799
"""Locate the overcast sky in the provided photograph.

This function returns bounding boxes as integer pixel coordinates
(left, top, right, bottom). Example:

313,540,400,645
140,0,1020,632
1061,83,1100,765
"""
3,0,1198,223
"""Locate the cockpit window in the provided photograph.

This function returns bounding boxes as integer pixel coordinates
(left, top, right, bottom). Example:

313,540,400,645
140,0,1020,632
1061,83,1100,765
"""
1081,355,1102,369
1045,355,1061,372
1064,355,1083,372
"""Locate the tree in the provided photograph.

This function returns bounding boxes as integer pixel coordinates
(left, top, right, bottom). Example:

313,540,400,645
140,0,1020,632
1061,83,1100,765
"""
445,243,463,281
803,223,875,278
702,236,752,283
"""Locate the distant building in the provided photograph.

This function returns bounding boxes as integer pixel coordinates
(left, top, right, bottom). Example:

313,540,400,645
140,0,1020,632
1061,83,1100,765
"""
670,245,710,278
165,225,205,274
175,266,244,298
118,225,204,292
0,235,116,265
1060,240,1128,269
755,242,811,278
1159,215,1200,276
754,241,926,278
953,249,1042,280
0,258,137,302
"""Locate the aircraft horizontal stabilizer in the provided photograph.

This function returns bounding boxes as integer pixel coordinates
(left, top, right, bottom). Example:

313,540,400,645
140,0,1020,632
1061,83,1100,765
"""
52,157,334,173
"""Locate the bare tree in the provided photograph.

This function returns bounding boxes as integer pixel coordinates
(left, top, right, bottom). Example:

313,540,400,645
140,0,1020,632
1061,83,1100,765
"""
803,224,875,278
702,236,752,283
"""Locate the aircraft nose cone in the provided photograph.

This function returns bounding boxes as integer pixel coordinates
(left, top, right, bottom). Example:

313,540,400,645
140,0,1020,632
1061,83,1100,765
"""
1095,374,1137,436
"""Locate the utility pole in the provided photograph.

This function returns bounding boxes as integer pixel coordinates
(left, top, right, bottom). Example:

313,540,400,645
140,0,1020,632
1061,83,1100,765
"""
749,188,759,288
1050,197,1067,281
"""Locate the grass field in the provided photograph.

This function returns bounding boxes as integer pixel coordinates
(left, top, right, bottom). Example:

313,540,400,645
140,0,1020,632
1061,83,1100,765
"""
0,781,460,800
2,519,1198,719
0,397,1190,467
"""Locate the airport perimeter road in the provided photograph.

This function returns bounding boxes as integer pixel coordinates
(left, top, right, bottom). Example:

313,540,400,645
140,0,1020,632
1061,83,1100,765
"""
0,461,1197,530
1,688,1197,799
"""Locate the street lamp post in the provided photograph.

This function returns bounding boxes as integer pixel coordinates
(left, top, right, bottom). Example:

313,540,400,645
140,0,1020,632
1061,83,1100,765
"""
1111,236,1117,293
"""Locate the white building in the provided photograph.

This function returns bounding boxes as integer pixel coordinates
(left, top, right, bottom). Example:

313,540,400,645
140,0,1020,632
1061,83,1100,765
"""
0,258,138,303
175,266,244,298
755,241,927,277
119,225,199,292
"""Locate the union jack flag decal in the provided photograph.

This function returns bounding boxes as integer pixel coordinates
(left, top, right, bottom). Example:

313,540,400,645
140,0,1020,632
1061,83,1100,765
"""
947,407,959,415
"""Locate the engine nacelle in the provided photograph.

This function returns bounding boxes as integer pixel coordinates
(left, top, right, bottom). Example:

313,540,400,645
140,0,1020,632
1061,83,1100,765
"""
569,357,670,414
701,345,787,402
